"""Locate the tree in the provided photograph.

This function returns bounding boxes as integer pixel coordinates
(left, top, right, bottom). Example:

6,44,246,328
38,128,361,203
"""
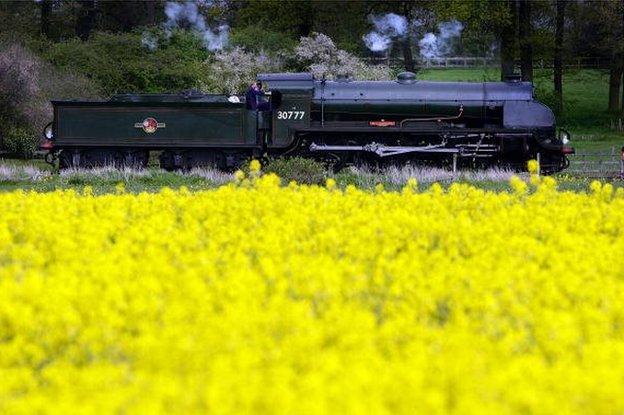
604,1,624,114
40,0,52,39
500,0,517,81
609,65,622,115
75,0,97,40
621,6,624,117
518,0,533,81
96,1,165,32
307,0,369,52
234,0,315,39
146,1,157,26
366,0,436,73
436,0,517,80
399,1,416,72
564,0,623,112
553,0,565,113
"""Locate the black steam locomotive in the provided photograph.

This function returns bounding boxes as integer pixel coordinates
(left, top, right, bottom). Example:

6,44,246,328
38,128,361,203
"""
43,72,573,173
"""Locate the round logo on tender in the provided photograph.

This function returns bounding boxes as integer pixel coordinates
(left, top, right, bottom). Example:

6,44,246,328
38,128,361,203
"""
142,117,159,134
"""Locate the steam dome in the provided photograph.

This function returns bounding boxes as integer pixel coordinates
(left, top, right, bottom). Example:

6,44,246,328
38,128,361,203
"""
397,72,417,84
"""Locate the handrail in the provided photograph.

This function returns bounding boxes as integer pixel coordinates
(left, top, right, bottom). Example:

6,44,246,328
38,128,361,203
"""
321,77,326,127
400,105,464,128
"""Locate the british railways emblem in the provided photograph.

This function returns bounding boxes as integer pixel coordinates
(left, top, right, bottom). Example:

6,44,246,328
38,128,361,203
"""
134,117,165,134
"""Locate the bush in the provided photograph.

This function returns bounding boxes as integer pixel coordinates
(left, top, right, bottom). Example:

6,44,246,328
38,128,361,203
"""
203,46,283,94
230,25,296,54
41,30,390,97
293,33,391,80
262,157,329,185
0,40,101,155
45,30,211,95
2,126,37,158
0,42,44,131
201,33,392,95
39,63,102,102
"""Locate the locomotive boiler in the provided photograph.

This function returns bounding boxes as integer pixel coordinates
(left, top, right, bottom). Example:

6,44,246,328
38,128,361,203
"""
42,72,574,173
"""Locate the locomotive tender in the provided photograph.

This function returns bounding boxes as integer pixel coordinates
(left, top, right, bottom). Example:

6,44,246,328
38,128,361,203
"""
42,72,574,173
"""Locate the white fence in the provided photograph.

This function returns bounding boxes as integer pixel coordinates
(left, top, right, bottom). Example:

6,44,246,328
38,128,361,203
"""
366,56,611,70
568,148,624,178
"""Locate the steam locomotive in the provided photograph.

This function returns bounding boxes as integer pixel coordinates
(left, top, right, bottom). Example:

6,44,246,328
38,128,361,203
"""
42,72,574,173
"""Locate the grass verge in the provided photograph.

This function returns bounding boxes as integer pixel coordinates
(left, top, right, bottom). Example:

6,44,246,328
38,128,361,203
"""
0,159,620,194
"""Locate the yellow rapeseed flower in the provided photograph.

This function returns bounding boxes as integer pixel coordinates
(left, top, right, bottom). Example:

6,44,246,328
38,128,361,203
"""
590,180,602,193
527,159,539,174
249,159,261,173
0,178,622,414
509,175,528,194
325,178,336,190
115,182,125,194
234,169,245,181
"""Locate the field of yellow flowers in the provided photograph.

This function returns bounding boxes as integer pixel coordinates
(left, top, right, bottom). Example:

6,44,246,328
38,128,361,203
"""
1,170,624,414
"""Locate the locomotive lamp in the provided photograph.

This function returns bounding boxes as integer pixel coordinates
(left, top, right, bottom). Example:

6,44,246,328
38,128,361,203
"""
559,129,570,145
40,122,54,151
44,124,53,140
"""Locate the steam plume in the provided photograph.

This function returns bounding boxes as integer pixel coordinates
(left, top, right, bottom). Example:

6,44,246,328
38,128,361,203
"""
164,1,228,51
141,1,228,52
363,32,393,52
418,20,463,59
363,13,408,52
141,32,159,51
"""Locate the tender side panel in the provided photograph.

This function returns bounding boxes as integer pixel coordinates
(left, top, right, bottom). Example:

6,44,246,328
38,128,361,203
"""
54,105,253,147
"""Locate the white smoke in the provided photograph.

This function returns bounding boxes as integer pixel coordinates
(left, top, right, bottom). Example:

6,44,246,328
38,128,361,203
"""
418,20,463,59
488,42,499,57
363,13,408,52
203,24,229,51
363,32,392,52
163,1,228,51
141,32,159,51
370,13,408,37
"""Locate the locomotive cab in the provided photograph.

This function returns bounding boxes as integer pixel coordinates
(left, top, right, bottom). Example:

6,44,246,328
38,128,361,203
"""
258,73,313,148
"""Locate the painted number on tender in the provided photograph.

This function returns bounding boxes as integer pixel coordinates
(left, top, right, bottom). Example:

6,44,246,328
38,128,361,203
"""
277,111,306,120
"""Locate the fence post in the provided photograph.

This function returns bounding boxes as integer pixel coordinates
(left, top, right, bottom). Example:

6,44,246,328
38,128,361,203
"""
452,153,458,175
536,152,541,176
621,147,624,179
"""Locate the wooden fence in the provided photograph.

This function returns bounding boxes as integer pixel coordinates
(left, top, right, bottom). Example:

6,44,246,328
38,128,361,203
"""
366,56,612,70
567,147,624,178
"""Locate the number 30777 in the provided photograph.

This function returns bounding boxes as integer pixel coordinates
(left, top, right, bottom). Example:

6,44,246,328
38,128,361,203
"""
276,111,306,120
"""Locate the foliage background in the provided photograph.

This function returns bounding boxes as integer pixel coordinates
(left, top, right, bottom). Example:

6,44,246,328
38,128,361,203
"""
0,0,621,155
